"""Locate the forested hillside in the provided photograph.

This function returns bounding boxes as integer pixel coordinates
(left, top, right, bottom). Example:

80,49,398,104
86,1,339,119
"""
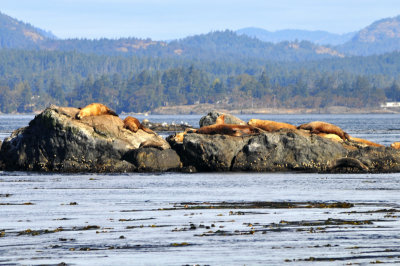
1,48,400,113
0,12,344,60
340,15,400,56
1,11,400,113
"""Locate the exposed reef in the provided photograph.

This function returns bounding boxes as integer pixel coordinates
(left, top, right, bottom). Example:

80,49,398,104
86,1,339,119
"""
1,106,400,173
167,129,400,173
0,105,180,172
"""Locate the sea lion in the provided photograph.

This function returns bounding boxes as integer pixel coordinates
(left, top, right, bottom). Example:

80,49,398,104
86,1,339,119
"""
173,131,186,143
123,116,155,135
317,132,383,147
76,103,118,119
317,133,343,142
391,142,400,149
349,136,384,147
172,128,195,143
248,118,297,132
195,124,262,137
215,114,226,125
297,121,350,141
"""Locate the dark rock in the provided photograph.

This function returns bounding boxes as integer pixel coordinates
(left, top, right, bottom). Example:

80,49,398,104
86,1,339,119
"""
330,157,369,172
124,147,181,172
0,105,173,172
172,130,346,172
181,165,197,173
186,134,250,171
0,140,3,170
3,106,400,173
199,111,246,127
168,128,400,173
340,145,400,173
232,131,347,172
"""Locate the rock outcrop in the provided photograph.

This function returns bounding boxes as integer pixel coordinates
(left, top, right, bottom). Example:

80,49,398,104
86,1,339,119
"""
1,107,400,173
168,128,400,173
199,111,246,127
123,148,181,172
0,105,180,172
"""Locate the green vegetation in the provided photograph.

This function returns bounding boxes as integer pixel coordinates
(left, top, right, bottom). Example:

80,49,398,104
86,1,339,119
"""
0,48,400,113
1,11,400,113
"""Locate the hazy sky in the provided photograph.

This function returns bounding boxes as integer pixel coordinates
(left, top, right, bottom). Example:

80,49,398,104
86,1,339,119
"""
2,0,400,40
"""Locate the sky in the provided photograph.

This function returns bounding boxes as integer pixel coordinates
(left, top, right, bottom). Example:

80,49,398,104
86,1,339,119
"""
2,0,400,40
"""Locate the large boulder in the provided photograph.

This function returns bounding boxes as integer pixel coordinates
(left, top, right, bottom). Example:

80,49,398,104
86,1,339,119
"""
0,105,179,172
199,111,246,127
123,147,182,172
168,129,400,173
337,145,400,173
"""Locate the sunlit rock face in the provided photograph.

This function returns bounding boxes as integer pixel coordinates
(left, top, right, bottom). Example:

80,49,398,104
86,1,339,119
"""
199,111,246,127
168,112,400,173
169,129,400,173
0,105,178,172
2,107,400,173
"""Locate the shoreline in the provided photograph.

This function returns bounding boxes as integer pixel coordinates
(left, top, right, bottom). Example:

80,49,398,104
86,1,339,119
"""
1,105,400,116
151,104,400,115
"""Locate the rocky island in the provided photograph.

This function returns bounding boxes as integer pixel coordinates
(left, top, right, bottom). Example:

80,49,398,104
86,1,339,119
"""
1,106,400,173
0,105,181,172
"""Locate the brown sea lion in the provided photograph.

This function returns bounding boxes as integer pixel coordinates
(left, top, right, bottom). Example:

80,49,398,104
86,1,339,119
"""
297,121,350,141
123,116,156,135
317,133,343,142
349,136,384,147
317,132,382,147
215,114,226,125
248,118,297,132
391,142,400,149
76,103,118,119
195,124,262,137
173,132,186,143
172,128,195,143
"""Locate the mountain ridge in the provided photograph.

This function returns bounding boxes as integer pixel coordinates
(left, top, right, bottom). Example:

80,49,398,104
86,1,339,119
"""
0,11,343,61
236,27,356,46
0,11,57,49
339,15,400,55
1,11,400,58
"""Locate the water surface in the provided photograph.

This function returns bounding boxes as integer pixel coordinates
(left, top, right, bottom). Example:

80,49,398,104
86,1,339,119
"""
1,114,400,265
1,172,400,265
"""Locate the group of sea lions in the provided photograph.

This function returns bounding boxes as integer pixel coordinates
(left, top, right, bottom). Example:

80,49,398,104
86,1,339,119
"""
75,103,155,135
173,113,389,148
74,104,397,149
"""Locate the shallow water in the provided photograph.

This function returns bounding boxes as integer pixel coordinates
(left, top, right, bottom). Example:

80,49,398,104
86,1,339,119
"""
1,172,400,265
1,114,400,265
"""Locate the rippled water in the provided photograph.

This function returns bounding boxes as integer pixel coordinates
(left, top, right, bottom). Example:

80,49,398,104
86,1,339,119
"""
1,114,400,265
1,172,400,265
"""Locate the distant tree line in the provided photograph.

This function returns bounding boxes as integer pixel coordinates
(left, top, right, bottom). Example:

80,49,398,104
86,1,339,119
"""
0,48,400,113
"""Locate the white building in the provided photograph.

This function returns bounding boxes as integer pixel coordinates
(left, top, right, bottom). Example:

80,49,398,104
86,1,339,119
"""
381,102,400,108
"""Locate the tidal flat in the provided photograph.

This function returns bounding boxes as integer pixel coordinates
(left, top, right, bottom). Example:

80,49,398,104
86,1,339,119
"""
1,172,400,265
